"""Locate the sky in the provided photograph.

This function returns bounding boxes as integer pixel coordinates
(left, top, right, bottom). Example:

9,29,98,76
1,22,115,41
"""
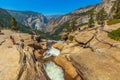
0,0,102,15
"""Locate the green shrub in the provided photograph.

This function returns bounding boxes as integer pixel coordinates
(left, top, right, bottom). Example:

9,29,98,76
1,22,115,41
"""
11,17,18,31
68,36,74,41
88,17,94,28
108,28,120,41
88,9,95,27
114,11,120,19
107,19,120,25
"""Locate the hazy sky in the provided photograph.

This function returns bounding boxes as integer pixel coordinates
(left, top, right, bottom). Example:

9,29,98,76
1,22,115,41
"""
0,0,101,15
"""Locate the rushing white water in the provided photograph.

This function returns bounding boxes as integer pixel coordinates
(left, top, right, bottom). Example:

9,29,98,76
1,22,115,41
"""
43,61,65,80
42,46,65,80
47,40,64,43
43,46,60,58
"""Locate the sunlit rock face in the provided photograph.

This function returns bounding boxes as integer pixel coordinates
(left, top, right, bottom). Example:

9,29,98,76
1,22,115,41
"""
43,61,65,80
7,10,48,31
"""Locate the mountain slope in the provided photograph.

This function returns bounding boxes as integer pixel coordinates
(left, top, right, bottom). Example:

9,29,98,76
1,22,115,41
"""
46,15,62,20
0,8,33,33
0,8,11,28
46,0,116,34
45,5,96,33
7,10,48,31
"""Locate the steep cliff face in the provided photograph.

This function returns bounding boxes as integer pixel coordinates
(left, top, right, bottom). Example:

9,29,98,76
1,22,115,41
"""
45,0,117,34
95,0,115,14
45,5,97,33
45,5,96,33
7,10,48,31
0,8,32,33
46,15,72,33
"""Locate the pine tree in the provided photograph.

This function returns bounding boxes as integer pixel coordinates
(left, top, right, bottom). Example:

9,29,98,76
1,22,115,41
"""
11,17,18,31
96,8,107,24
112,1,120,19
88,9,94,27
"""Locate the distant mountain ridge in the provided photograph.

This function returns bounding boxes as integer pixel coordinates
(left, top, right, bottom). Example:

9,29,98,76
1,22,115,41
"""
0,8,63,34
0,0,118,37
45,5,96,33
0,8,33,33
45,0,117,34
7,10,49,31
46,15,62,20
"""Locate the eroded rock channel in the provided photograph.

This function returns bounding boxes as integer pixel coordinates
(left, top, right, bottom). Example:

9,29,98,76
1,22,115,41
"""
16,39,80,80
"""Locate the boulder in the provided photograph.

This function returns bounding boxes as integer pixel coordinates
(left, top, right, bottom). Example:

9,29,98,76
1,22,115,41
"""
52,42,67,50
75,30,94,44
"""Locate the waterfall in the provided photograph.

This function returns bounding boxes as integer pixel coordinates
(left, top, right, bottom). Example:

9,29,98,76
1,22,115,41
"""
43,46,60,58
43,46,65,80
43,61,65,80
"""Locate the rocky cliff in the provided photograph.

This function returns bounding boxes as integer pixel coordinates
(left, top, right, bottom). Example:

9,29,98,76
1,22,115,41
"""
45,0,117,34
7,10,48,31
45,5,96,33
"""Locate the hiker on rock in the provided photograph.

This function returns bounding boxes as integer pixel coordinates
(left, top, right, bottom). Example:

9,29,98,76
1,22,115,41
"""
10,35,16,45
100,22,105,30
20,39,24,49
36,35,41,43
78,27,81,32
31,34,34,41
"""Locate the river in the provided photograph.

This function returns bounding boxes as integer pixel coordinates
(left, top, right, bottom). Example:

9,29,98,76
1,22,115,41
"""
42,45,65,80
